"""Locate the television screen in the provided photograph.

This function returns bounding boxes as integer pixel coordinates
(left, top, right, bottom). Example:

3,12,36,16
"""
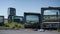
0,17,4,23
43,10,59,22
26,15,39,23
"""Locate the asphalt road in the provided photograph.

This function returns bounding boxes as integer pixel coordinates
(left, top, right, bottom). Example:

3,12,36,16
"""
0,30,60,34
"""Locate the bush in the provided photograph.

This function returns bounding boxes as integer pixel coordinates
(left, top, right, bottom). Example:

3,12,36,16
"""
9,22,17,28
57,29,60,32
4,22,24,28
4,24,9,27
4,23,10,27
17,24,24,28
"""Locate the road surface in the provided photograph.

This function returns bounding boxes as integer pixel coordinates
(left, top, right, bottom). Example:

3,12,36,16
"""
0,30,60,34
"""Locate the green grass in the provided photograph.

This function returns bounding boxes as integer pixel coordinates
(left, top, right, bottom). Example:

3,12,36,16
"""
0,20,24,28
4,22,24,28
57,29,60,32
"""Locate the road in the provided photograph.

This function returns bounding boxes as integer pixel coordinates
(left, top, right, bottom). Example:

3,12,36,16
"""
0,30,60,34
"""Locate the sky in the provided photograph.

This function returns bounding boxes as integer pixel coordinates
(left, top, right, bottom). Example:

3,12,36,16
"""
0,0,60,18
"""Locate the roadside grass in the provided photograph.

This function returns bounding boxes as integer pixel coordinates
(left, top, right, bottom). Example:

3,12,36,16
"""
4,22,24,28
3,20,24,28
57,29,60,32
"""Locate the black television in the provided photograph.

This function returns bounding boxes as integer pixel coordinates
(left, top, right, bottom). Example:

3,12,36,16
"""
0,16,4,26
24,12,41,28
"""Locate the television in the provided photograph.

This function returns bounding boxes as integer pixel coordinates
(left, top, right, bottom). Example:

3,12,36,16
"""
0,17,4,23
0,16,4,26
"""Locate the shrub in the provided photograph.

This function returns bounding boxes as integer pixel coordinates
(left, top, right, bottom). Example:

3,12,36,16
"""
4,22,24,28
4,24,9,27
17,24,24,28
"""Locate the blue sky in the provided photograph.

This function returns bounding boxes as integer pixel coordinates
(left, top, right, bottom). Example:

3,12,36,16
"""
0,0,60,18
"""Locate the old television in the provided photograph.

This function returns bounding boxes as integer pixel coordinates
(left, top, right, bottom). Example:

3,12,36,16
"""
24,12,41,28
0,16,4,26
12,16,23,23
41,7,60,29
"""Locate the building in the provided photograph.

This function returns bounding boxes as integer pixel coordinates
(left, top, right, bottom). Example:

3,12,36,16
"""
24,12,41,29
8,7,16,23
0,16,4,26
41,7,60,29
